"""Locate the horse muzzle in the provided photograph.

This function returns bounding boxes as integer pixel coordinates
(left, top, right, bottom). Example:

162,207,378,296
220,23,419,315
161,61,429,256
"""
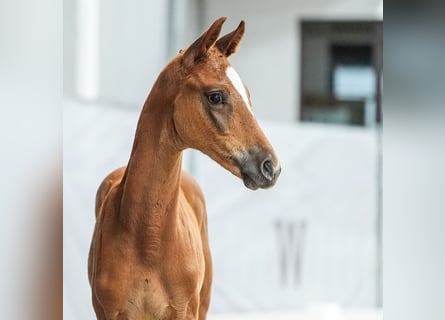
234,148,281,190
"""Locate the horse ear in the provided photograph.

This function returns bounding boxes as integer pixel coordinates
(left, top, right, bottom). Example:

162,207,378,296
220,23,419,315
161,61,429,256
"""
183,17,226,67
215,21,245,57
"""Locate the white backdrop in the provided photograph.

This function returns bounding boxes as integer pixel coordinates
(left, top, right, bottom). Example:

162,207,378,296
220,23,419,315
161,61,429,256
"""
64,99,379,319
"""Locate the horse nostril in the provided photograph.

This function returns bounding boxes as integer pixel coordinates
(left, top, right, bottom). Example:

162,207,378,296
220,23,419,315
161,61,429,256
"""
261,159,274,181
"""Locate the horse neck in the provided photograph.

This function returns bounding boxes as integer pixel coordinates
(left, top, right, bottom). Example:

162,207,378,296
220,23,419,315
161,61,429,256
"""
118,61,184,256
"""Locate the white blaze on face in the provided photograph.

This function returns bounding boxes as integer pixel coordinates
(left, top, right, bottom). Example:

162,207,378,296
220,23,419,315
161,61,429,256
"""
226,66,253,114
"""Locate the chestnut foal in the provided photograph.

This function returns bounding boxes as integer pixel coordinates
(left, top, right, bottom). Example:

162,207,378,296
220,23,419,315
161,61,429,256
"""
88,17,281,320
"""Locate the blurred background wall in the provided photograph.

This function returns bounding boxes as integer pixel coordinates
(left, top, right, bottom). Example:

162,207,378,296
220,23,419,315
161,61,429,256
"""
64,0,382,319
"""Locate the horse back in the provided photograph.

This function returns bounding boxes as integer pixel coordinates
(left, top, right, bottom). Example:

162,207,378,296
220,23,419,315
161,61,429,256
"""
95,167,126,218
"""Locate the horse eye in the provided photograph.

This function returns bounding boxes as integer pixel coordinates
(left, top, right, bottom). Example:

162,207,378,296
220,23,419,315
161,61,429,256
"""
208,92,223,105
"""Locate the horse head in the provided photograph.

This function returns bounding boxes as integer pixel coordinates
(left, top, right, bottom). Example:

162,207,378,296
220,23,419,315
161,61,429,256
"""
172,17,281,190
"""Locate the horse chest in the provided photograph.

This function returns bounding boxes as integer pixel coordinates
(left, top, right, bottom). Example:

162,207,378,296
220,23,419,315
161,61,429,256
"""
132,197,206,318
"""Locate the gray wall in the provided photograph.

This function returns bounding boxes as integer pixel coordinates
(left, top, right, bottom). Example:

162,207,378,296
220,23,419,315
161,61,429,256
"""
64,0,203,106
97,0,168,106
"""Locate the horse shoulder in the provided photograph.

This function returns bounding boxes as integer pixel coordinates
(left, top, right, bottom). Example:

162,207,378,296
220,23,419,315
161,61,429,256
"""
180,171,207,227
